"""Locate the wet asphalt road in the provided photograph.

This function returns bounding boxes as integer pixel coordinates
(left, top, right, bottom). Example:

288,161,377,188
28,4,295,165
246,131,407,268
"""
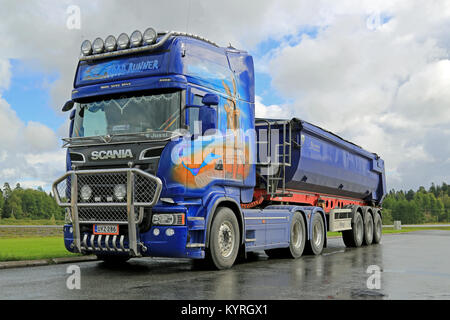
0,230,449,300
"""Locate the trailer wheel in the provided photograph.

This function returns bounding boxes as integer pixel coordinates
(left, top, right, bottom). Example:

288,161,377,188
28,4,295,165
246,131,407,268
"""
265,211,306,259
342,211,364,247
373,211,382,244
305,213,325,255
208,207,240,270
363,211,374,246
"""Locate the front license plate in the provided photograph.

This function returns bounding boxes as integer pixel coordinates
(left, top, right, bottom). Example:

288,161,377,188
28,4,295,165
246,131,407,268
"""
93,224,119,235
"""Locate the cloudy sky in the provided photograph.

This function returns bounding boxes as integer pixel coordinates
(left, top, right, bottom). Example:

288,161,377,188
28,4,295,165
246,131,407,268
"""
0,0,449,192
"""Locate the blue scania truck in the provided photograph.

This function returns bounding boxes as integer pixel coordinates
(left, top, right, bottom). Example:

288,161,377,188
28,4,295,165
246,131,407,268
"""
53,28,386,269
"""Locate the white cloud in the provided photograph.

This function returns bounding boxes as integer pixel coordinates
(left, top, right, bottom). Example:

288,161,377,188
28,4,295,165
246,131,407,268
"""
266,2,450,190
255,96,289,119
23,121,60,152
0,72,65,191
0,60,11,90
395,60,450,126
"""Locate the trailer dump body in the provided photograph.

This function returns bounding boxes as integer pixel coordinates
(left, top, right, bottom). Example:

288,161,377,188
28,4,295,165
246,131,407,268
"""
286,118,386,205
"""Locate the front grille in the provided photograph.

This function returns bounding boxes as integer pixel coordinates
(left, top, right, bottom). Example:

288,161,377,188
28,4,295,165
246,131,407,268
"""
53,168,162,224
134,173,159,203
78,172,127,204
53,168,162,256
78,207,139,224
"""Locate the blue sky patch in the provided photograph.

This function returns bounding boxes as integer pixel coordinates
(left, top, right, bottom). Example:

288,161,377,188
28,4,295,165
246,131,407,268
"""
3,59,65,131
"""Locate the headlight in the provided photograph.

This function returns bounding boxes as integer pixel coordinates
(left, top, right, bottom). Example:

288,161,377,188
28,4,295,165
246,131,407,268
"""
152,213,185,226
117,33,130,50
80,185,92,201
81,40,92,56
130,30,143,47
105,35,117,52
92,37,105,54
114,184,127,201
143,27,157,45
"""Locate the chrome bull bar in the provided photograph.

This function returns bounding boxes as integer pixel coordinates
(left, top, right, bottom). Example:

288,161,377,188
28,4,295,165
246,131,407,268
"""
81,234,131,253
53,168,162,256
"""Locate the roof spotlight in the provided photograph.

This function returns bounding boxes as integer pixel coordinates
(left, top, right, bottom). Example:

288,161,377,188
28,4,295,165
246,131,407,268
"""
80,40,92,56
117,33,130,50
92,37,105,54
130,30,143,47
143,27,157,45
104,35,117,52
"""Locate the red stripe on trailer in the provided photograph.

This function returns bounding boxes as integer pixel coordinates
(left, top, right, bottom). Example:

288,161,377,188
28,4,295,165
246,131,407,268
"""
252,188,366,213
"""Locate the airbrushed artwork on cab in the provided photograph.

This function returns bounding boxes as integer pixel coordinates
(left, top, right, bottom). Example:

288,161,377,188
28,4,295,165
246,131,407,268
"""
171,78,251,189
78,55,162,83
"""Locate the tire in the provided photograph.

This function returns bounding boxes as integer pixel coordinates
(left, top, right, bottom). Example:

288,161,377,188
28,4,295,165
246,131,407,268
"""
208,207,240,270
304,213,325,255
265,212,306,259
342,211,364,248
363,210,374,246
96,254,130,265
373,211,382,244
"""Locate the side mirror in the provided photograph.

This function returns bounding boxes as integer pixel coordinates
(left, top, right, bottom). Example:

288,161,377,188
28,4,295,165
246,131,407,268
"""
199,105,217,134
69,109,76,120
62,100,75,112
69,109,76,137
202,93,219,106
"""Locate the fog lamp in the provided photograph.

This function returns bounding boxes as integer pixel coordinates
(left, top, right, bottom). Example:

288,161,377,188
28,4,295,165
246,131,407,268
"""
114,184,127,201
130,30,143,47
80,185,92,201
92,37,105,54
81,40,92,56
117,33,130,50
105,35,117,52
143,27,157,45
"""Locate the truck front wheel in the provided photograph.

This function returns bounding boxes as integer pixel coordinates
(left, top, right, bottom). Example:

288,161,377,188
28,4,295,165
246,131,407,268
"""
208,207,240,270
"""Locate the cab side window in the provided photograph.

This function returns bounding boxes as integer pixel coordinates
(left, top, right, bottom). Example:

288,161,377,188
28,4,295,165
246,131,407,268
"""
187,93,218,135
187,107,200,135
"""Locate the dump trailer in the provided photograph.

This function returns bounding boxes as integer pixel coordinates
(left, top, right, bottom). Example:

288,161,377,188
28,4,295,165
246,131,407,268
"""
53,28,386,269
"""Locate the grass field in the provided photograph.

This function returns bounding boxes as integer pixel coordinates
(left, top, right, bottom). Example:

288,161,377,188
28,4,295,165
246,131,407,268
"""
327,226,450,237
0,237,80,262
0,218,65,226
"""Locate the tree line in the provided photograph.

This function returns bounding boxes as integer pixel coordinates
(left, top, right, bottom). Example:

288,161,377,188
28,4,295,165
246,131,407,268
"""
382,182,450,224
0,183,64,221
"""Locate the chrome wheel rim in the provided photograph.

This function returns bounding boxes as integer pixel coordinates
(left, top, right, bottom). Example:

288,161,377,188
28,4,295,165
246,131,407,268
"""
218,221,234,258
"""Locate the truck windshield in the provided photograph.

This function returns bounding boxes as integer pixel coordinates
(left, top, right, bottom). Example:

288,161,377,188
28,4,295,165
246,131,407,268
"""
72,91,181,139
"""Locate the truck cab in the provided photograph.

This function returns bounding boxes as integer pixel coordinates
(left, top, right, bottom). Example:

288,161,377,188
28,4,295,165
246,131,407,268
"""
54,29,258,268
